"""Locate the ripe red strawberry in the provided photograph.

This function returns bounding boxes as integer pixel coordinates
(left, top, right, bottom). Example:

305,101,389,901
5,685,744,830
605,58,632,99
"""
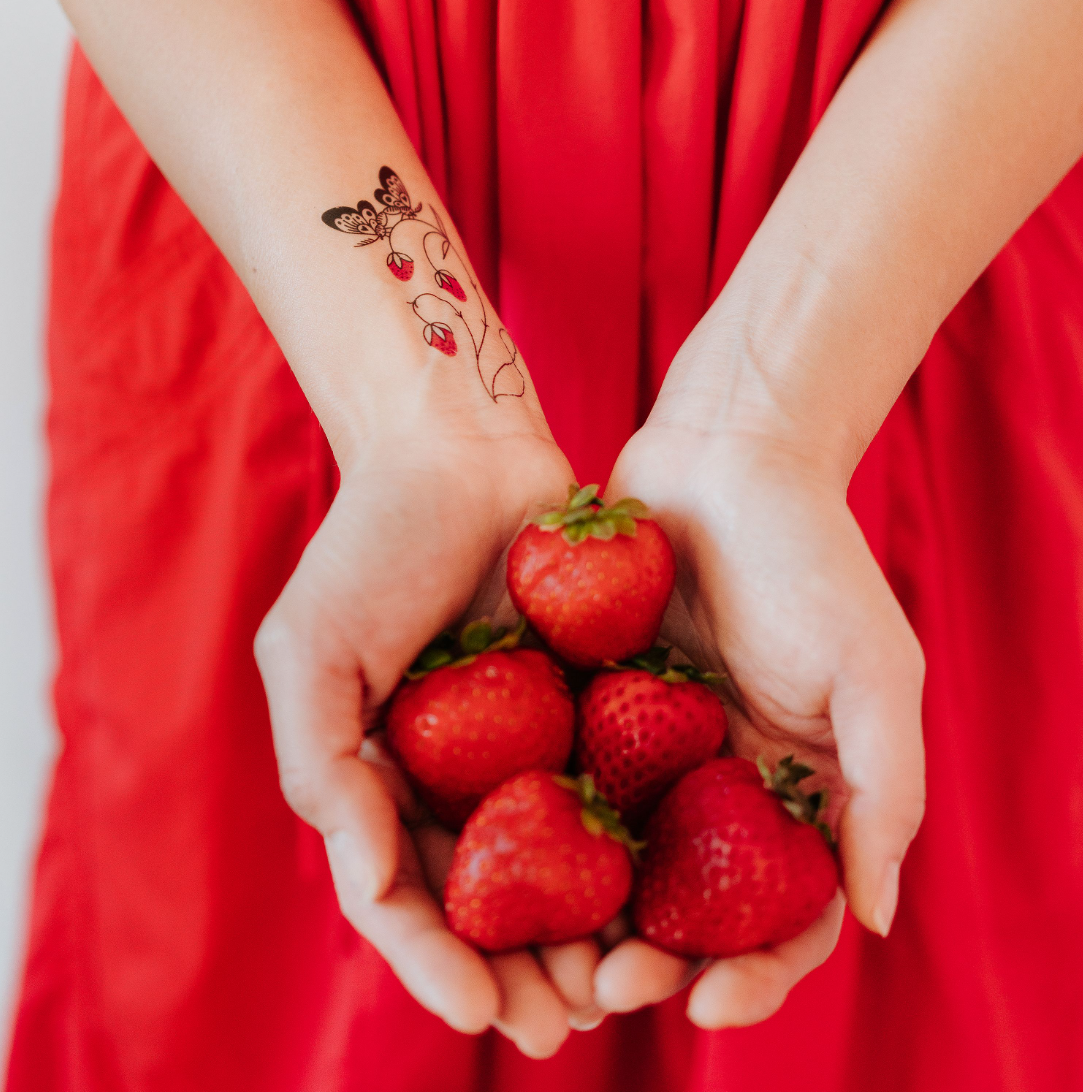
386,620,574,829
386,251,414,281
445,771,637,951
633,757,839,958
576,648,728,826
507,484,676,668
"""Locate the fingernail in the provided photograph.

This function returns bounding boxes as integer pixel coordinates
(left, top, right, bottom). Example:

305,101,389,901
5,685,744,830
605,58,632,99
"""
568,1006,605,1032
872,860,901,937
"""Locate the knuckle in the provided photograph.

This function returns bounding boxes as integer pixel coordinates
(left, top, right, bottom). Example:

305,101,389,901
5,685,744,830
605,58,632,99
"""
277,763,320,820
738,964,791,1026
748,956,792,999
253,611,292,670
692,960,789,1030
895,789,927,842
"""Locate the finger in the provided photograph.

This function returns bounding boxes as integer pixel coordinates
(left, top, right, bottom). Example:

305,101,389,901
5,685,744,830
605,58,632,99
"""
490,950,571,1058
256,606,401,900
360,735,426,823
686,889,845,1029
260,633,494,1035
336,827,500,1035
593,938,701,1013
831,623,926,935
538,939,605,1030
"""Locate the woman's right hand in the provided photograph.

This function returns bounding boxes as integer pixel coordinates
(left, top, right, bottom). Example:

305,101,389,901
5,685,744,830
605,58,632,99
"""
590,421,925,1026
254,407,600,1057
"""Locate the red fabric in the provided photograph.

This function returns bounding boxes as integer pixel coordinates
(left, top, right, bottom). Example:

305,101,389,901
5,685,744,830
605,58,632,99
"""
7,1,1083,1088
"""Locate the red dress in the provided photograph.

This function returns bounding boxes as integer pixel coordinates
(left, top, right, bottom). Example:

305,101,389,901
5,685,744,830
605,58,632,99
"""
7,2,1083,1089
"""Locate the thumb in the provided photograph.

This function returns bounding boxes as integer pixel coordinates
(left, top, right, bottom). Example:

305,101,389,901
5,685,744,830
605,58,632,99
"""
255,484,496,898
255,569,402,902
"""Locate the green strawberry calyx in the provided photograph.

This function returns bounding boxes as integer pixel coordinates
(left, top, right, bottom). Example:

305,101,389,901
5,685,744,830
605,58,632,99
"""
553,773,646,859
604,645,729,689
533,483,650,545
404,616,527,680
757,754,835,847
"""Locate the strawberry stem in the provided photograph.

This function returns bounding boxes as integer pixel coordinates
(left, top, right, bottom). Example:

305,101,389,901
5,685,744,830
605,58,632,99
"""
533,482,650,545
553,773,646,858
405,616,527,680
603,645,729,690
756,754,835,846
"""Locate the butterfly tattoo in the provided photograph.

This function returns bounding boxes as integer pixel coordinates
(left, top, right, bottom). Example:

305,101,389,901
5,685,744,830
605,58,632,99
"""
374,167,422,219
320,200,389,246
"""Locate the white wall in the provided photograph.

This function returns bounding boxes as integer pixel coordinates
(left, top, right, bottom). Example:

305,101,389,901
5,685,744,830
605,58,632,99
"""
0,0,70,1056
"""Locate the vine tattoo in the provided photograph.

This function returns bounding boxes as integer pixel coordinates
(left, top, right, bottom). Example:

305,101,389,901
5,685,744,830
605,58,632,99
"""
322,167,525,400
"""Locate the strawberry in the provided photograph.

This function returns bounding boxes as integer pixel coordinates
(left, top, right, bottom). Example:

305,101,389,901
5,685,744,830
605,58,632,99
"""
445,771,637,951
576,647,728,826
506,484,676,668
385,619,574,829
386,251,414,281
632,757,839,958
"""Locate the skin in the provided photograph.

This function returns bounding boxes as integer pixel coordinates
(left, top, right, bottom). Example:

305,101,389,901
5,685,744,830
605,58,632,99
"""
61,0,1083,1057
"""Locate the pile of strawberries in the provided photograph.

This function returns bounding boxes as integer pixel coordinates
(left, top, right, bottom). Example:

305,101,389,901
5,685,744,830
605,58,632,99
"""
385,485,839,959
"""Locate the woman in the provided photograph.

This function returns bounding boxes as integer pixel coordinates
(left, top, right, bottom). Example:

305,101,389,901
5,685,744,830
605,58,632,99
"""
6,0,1083,1088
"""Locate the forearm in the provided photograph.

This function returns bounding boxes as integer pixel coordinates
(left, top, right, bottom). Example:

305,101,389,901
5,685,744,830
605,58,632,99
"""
64,0,545,465
657,0,1083,479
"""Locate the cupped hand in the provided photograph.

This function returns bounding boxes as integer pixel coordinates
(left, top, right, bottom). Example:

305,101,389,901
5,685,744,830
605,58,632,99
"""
254,417,602,1056
593,421,926,1028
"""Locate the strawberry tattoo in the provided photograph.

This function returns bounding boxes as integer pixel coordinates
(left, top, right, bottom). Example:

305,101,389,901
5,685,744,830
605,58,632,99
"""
632,757,839,959
385,619,574,829
423,321,456,356
507,484,676,668
386,251,414,281
576,647,728,826
445,771,638,951
322,166,524,400
434,269,466,300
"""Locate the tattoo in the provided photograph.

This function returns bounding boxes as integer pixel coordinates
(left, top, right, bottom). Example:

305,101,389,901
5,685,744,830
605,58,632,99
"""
322,167,525,400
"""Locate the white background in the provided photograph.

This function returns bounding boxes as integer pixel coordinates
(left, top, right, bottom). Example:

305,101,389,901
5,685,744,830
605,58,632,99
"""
0,0,70,1058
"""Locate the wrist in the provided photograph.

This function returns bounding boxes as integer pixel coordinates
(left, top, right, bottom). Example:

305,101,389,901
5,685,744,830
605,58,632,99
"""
650,252,929,486
281,300,551,473
329,397,572,550
328,378,553,479
253,165,550,472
